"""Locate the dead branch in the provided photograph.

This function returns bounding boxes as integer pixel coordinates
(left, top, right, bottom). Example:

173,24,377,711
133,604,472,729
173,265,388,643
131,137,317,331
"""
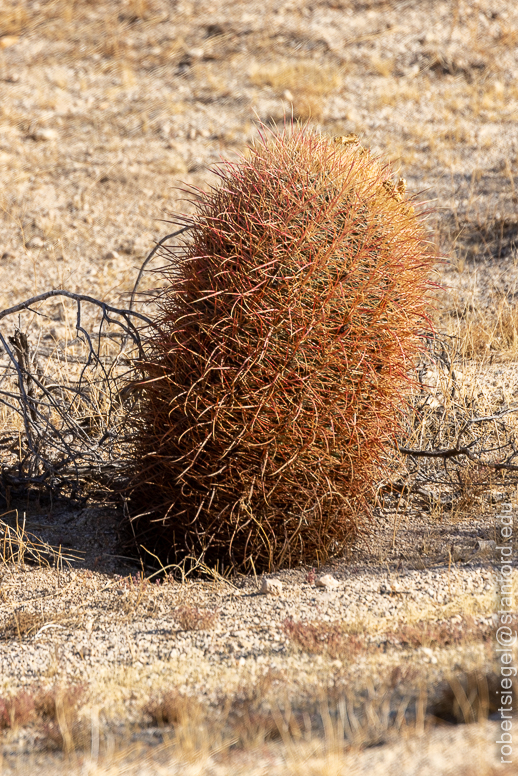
398,444,518,471
0,292,151,500
0,290,152,325
388,332,518,511
127,226,191,312
0,230,195,501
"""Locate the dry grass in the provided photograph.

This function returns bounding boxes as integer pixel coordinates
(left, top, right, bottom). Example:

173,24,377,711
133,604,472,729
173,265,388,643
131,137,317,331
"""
138,669,436,757
173,605,219,631
250,60,343,120
1,608,82,640
442,286,518,359
144,690,202,727
35,683,89,753
0,683,86,752
0,670,504,770
386,352,518,526
429,671,503,725
0,512,84,567
0,558,501,772
282,613,493,659
1,610,46,639
383,616,493,651
0,690,35,730
283,618,364,659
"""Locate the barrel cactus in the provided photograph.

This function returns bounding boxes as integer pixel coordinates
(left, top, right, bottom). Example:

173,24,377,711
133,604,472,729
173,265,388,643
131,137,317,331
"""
127,126,435,572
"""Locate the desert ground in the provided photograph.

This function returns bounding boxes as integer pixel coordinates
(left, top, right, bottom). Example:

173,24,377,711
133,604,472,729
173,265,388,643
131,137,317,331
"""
0,0,518,773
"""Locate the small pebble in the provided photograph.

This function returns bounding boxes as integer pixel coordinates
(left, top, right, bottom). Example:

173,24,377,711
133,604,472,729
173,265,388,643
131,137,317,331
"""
259,578,283,596
316,574,340,590
474,539,496,556
31,127,58,141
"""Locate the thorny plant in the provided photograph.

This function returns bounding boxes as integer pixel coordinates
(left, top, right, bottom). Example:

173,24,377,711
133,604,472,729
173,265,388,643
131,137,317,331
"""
128,126,438,572
128,129,518,572
1,261,518,527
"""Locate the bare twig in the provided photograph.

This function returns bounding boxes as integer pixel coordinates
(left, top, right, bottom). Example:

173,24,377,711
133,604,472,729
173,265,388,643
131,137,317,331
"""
388,332,518,512
399,444,518,471
0,230,195,500
0,290,152,325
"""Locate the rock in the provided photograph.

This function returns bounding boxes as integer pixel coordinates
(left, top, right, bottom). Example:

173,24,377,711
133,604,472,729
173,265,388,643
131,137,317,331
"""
27,236,44,249
188,47,204,61
118,240,134,255
421,647,438,664
0,36,19,49
31,127,58,141
315,574,340,589
474,539,496,556
259,578,282,596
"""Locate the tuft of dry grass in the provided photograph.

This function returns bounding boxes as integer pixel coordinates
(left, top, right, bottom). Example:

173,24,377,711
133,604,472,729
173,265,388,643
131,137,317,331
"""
1,608,82,641
389,326,518,521
382,616,493,651
0,512,83,568
283,617,364,659
35,683,89,753
173,605,219,631
221,669,288,747
0,690,35,730
144,690,203,727
429,671,504,725
250,60,343,120
448,292,518,359
0,683,87,752
1,610,46,639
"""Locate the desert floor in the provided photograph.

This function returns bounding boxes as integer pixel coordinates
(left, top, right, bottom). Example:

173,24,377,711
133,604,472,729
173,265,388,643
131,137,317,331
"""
0,0,517,773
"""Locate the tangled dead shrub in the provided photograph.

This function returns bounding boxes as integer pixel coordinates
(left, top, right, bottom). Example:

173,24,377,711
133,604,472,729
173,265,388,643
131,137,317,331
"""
128,126,436,572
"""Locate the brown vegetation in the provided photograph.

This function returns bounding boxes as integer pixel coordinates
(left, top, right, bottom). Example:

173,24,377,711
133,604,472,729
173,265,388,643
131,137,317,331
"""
128,128,436,572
